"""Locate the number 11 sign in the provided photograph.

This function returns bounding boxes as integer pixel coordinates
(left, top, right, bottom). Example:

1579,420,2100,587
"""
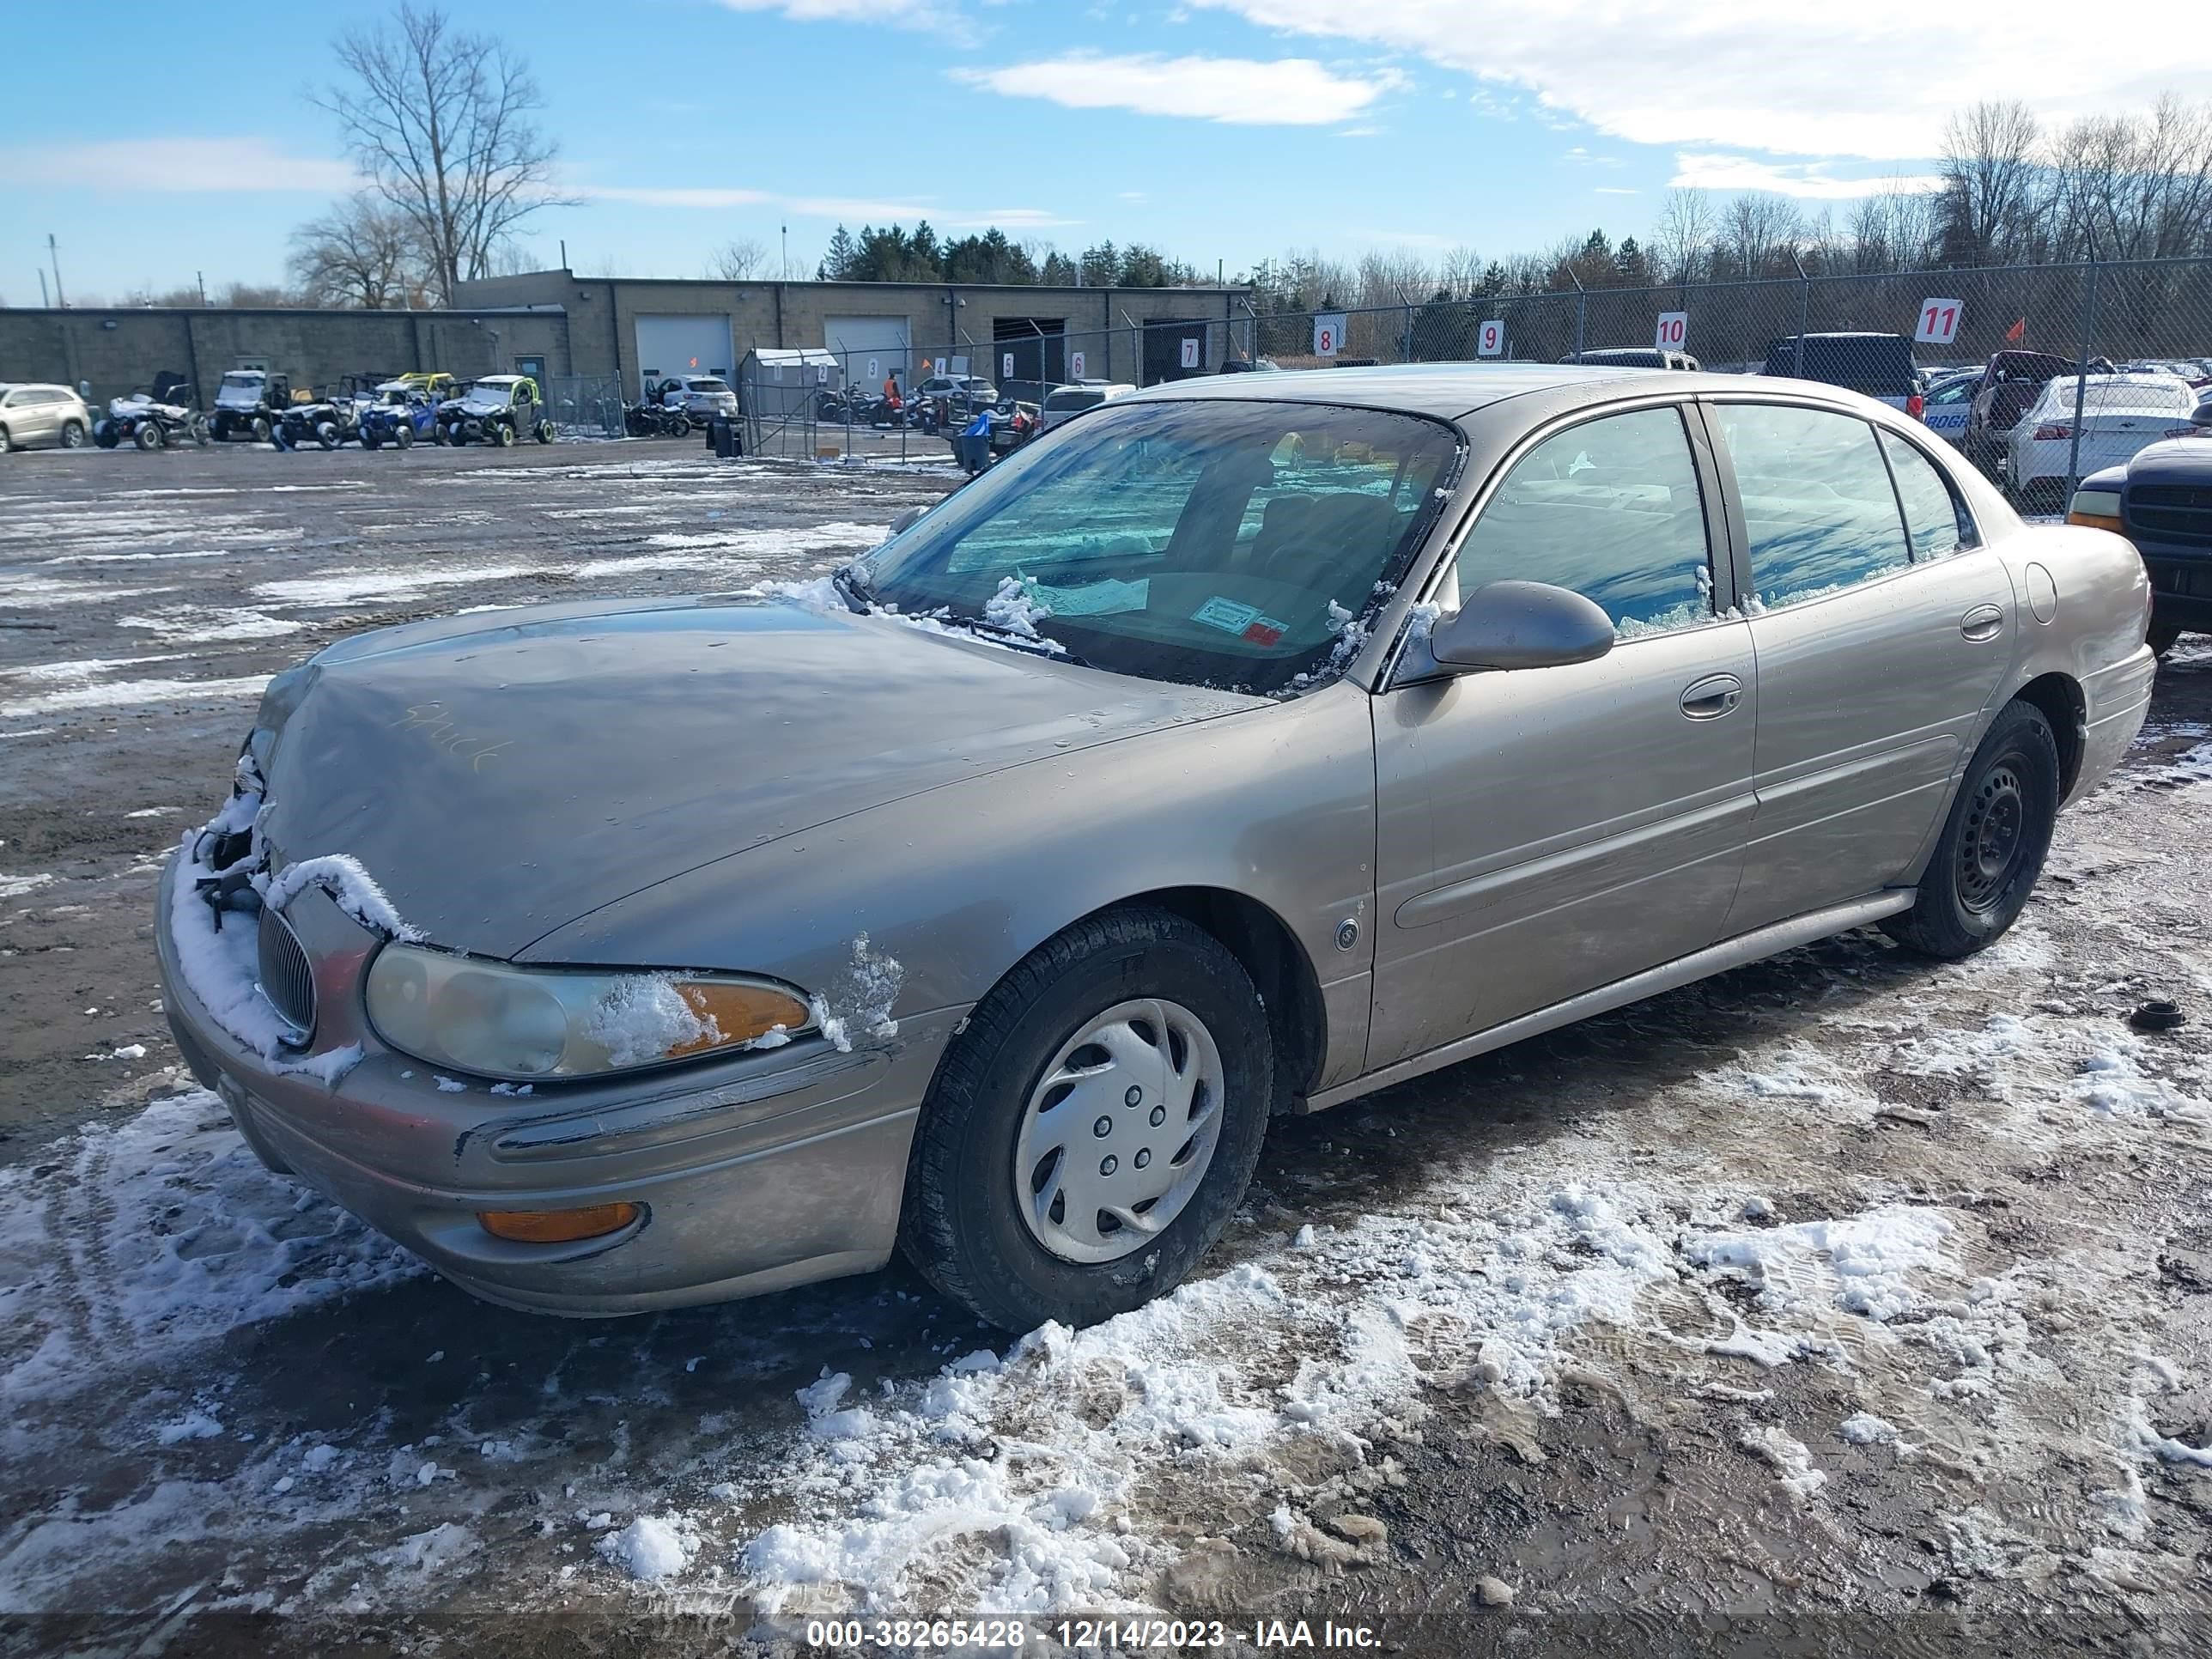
1915,298,1963,345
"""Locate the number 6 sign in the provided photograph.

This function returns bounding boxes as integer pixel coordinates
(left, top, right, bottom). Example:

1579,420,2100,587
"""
1915,298,1963,345
1476,319,1505,358
1654,311,1688,350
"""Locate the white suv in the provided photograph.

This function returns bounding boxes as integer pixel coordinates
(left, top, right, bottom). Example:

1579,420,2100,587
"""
0,382,94,453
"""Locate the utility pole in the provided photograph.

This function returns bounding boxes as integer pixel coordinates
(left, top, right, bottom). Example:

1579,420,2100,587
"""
46,234,64,308
781,224,788,281
197,270,208,307
38,269,50,308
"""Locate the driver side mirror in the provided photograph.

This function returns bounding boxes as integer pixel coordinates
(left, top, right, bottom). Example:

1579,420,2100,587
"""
1404,580,1615,680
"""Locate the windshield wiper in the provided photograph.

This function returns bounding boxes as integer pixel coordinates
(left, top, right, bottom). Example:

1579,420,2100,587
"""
938,611,1089,668
830,562,875,615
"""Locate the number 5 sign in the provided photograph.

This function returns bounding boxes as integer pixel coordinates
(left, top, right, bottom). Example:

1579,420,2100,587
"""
1476,319,1505,358
1915,298,1964,345
1654,311,1688,350
1314,313,1347,356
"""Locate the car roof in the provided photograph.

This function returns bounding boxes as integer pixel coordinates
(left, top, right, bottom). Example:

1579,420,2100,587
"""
1119,361,1750,421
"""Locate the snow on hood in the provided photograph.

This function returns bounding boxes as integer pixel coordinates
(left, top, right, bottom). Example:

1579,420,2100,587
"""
252,593,1259,957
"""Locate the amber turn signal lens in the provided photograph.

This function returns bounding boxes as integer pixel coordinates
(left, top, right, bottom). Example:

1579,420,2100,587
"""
2067,510,2124,533
477,1202,640,1243
670,981,811,1056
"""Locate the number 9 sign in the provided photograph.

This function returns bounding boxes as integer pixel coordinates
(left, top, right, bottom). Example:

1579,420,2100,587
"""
1654,311,1688,350
1476,319,1504,358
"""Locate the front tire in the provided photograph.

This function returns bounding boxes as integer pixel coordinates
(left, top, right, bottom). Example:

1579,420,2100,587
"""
395,422,414,449
135,422,165,451
250,416,271,444
1883,700,2060,960
900,907,1273,1331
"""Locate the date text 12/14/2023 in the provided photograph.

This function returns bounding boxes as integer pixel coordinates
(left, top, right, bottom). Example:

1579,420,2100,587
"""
799,1618,1384,1649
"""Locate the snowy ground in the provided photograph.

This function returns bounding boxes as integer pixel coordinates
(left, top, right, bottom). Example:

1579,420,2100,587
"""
3,446,2210,1655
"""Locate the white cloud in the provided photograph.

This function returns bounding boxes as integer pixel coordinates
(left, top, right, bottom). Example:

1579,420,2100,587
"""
573,183,1073,228
1668,154,1941,200
953,52,1401,125
1192,0,2212,160
716,0,949,29
0,137,357,193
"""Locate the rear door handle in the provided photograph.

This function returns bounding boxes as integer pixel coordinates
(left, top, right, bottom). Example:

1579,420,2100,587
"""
1960,603,2005,642
1680,672,1744,720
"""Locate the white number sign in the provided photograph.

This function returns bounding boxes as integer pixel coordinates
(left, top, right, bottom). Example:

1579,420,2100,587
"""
1069,349,1086,379
866,356,879,380
1915,298,1963,345
1002,351,1015,380
1314,313,1347,357
1654,311,1689,350
1476,319,1505,358
1180,337,1200,370
817,365,828,385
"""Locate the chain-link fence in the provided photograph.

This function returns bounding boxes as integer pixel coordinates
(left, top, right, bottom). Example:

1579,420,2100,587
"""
721,257,2212,501
541,374,627,441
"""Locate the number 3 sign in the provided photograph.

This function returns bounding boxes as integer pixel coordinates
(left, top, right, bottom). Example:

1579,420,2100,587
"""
1915,298,1963,345
1654,311,1688,350
1476,319,1505,358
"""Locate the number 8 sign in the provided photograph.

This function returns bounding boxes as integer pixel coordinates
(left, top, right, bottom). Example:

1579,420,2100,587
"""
1915,298,1963,345
1654,311,1688,350
1476,319,1504,358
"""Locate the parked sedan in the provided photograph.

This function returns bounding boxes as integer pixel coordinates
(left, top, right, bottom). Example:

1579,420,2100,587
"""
0,381,94,453
155,365,2152,1332
2005,373,2200,509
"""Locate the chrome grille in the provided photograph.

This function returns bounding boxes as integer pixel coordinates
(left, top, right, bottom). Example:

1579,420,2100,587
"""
256,905,316,1043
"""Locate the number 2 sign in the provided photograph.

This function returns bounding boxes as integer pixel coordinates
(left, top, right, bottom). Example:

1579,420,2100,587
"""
1476,319,1505,358
1915,298,1963,345
1654,311,1688,350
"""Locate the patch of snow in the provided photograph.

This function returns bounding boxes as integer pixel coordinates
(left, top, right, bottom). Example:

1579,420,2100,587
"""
1840,1412,1900,1445
1,676,269,720
580,975,717,1068
0,873,56,900
154,1408,225,1445
597,1515,699,1581
982,574,1053,638
262,854,423,943
810,934,905,1053
1679,1205,1954,1324
1739,1425,1827,1499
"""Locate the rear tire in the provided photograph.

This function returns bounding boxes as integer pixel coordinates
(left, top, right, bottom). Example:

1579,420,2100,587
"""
0,426,10,454
899,906,1273,1331
94,422,118,448
135,422,165,451
1882,699,2060,960
313,421,340,451
536,420,556,444
60,420,85,449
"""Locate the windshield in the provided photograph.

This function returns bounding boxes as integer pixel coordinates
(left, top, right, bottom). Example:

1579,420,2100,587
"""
860,398,1462,696
216,373,264,404
462,385,511,411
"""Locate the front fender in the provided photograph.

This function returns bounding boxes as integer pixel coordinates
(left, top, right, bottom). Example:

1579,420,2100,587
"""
520,684,1381,1088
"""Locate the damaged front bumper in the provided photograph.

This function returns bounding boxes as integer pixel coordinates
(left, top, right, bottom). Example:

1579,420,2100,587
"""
155,854,957,1316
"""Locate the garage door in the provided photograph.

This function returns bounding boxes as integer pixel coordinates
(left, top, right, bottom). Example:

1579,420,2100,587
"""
634,315,733,394
822,316,911,389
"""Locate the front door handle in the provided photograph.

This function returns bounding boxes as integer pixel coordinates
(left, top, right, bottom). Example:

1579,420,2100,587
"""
1680,672,1744,720
1960,603,2005,642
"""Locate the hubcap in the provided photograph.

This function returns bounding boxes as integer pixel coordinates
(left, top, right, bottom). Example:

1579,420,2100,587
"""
1959,763,2027,914
1012,997,1224,1265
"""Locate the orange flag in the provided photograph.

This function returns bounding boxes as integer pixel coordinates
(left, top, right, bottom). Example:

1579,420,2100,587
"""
2004,317,2027,344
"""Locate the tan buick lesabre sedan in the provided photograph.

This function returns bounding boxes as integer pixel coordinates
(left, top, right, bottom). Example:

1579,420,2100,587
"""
156,365,2154,1331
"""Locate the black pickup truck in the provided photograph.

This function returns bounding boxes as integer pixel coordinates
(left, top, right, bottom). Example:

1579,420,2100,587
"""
2070,410,2212,654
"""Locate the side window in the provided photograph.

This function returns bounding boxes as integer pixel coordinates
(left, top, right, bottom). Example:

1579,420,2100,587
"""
1719,404,1910,611
1456,406,1712,637
1880,432,1980,560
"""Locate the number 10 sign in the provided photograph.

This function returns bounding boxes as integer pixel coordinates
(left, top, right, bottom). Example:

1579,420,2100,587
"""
1654,311,1688,350
1915,298,1963,345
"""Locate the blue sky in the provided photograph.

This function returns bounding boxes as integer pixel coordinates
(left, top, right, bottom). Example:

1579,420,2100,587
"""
5,0,2203,301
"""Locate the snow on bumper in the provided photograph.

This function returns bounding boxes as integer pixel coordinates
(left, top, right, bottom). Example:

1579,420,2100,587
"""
154,854,950,1316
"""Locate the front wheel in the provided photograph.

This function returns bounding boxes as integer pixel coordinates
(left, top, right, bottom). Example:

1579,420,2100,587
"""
135,422,166,451
432,422,451,446
900,906,1273,1331
313,421,340,451
395,422,414,449
250,416,272,444
1882,699,2060,960
491,421,515,447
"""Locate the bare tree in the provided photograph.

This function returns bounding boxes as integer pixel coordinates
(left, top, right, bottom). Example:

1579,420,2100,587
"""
1650,189,1717,284
1937,100,2045,264
2050,95,2212,259
316,0,568,306
1714,193,1805,279
1437,244,1484,299
707,239,769,281
288,193,429,307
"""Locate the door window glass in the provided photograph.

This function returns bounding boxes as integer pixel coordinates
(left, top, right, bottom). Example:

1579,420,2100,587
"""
1455,405,1713,637
1719,404,1911,610
1881,432,1980,560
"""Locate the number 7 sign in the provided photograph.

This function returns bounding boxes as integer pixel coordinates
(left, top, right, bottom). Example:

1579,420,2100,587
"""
1915,298,1963,345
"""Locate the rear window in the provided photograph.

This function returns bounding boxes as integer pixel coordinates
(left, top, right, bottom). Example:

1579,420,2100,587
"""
687,379,730,392
1043,389,1106,412
2044,379,2194,414
1765,336,1916,395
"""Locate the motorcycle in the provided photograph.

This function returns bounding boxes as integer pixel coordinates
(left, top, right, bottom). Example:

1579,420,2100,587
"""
93,380,210,451
623,399,690,438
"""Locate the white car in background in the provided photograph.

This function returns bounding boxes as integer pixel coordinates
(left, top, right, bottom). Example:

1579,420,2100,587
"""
1919,371,1977,448
1037,381,1137,434
2006,373,2200,508
0,381,94,453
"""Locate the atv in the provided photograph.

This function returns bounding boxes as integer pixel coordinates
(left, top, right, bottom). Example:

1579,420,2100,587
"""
274,386,363,452
356,380,441,450
93,375,210,451
434,375,556,447
207,368,295,443
623,398,690,438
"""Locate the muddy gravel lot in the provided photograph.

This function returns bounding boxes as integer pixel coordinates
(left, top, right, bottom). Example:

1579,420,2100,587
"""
3,441,2209,1656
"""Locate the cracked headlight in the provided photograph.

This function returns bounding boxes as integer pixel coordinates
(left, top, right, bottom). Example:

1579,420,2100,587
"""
365,945,812,1082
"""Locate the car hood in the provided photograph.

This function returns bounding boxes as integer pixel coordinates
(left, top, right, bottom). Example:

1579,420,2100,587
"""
2118,438,2212,486
257,592,1260,957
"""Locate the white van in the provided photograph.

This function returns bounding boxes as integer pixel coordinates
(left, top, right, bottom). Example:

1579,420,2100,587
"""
1036,381,1136,434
